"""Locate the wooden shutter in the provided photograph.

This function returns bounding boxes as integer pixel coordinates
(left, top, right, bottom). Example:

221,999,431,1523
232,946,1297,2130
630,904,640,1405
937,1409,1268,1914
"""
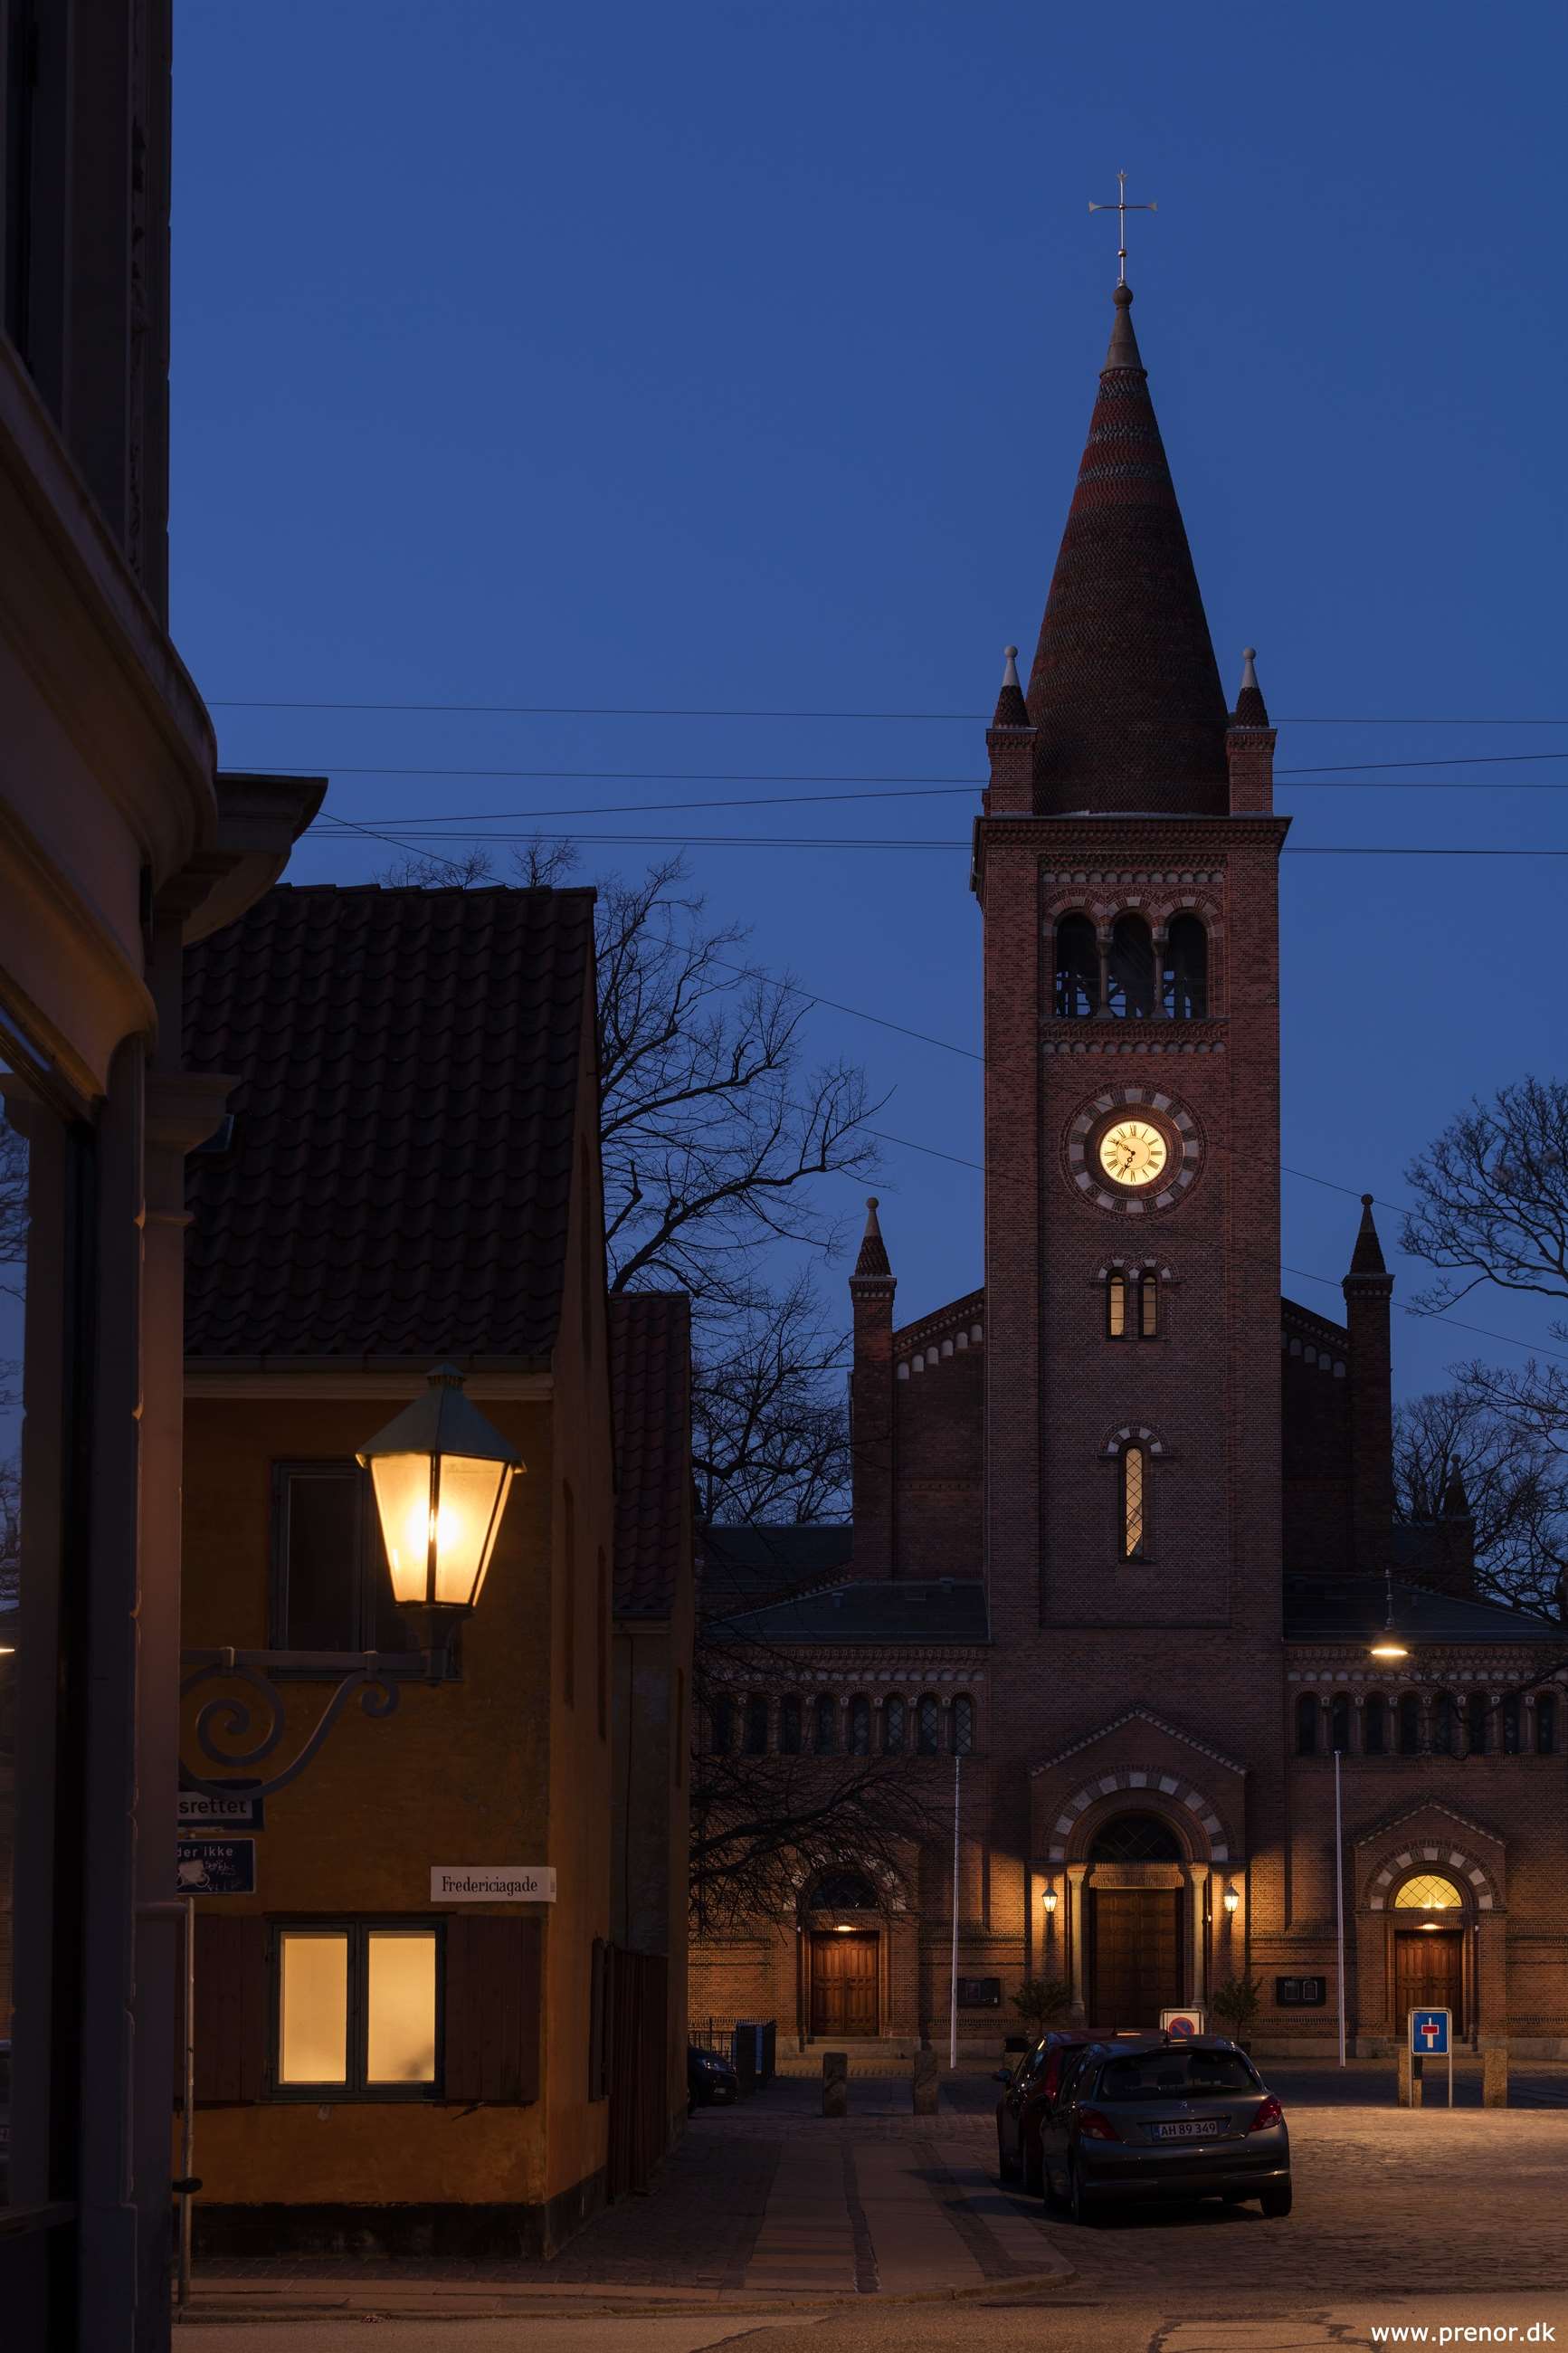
193,1915,268,2103
443,1916,542,2104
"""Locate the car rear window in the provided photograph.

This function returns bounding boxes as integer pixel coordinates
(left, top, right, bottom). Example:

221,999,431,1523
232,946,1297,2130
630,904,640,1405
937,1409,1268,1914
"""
1095,2049,1259,2100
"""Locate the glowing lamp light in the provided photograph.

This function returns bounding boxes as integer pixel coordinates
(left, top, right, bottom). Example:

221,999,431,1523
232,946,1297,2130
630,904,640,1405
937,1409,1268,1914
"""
1369,1566,1410,1662
357,1366,524,1657
1223,1887,1240,1915
1041,1888,1059,1915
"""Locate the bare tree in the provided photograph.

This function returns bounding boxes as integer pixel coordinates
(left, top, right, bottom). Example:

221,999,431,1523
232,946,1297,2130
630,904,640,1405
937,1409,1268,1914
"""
1393,1386,1568,1619
690,1735,943,1933
692,1272,851,1526
1403,1077,1568,1315
0,1117,26,1300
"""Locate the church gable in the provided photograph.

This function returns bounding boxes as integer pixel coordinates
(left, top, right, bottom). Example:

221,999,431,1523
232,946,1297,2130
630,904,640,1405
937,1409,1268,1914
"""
1031,1705,1246,1781
1029,1710,1246,1865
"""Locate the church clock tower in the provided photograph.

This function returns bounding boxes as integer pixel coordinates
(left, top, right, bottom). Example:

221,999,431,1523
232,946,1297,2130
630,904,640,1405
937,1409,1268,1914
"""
975,279,1287,1719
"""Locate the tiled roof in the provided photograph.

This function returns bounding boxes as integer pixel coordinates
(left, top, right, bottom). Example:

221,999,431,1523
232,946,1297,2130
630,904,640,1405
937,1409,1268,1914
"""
183,884,595,1363
1285,1572,1559,1645
1027,284,1231,816
711,1575,989,1645
699,1523,857,1616
609,1292,691,1619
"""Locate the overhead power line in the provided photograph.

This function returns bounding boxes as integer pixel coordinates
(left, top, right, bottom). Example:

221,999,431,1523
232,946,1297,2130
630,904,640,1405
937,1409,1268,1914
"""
210,696,1568,726
312,823,1568,858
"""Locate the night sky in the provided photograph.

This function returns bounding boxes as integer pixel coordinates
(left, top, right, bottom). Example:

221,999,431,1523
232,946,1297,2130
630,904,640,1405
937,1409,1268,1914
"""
166,0,1568,1404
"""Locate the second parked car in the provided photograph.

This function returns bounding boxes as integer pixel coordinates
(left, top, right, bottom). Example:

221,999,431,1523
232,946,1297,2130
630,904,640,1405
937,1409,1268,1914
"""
1037,2035,1291,2224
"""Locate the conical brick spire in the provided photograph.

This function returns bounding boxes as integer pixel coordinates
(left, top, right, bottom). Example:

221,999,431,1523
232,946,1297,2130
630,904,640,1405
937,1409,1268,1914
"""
851,1196,893,1284
1232,646,1270,728
1347,1193,1389,1280
992,645,1030,730
1028,283,1230,815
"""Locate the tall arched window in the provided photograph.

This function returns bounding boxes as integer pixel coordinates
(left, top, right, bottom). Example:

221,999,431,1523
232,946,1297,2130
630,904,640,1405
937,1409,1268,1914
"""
1432,1692,1459,1755
1537,1695,1558,1755
1295,1694,1318,1755
1364,1693,1388,1755
848,1694,870,1755
882,1696,907,1754
1502,1692,1522,1755
1053,914,1099,1018
710,1696,735,1755
1163,915,1209,1019
743,1696,769,1755
1107,915,1155,1017
1120,1443,1148,1560
917,1694,940,1755
813,1692,838,1754
1330,1695,1350,1754
779,1694,803,1755
951,1695,974,1755
1138,1271,1159,1338
1399,1693,1421,1755
1467,1691,1488,1756
1107,1272,1128,1338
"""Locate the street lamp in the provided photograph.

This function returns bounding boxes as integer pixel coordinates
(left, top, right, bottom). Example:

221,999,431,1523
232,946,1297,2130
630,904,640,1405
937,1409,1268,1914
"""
358,1364,525,1664
1041,1887,1059,1915
1369,1564,1410,1663
1223,1886,1240,1916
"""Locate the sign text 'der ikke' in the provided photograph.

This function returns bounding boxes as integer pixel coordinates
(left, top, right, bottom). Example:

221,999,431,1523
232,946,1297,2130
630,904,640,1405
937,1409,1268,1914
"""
431,1865,557,1902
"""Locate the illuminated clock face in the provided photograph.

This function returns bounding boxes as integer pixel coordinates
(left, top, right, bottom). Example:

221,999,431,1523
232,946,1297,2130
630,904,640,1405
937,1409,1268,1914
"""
1098,1119,1169,1188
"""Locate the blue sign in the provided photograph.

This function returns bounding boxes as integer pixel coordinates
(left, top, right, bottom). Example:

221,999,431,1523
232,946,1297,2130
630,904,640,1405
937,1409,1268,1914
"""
1411,2007,1449,2056
176,1838,256,1896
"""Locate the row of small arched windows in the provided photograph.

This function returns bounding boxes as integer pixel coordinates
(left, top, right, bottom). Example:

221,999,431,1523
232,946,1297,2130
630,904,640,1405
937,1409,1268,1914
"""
1296,1689,1556,1758
709,1691,975,1758
1054,913,1208,1021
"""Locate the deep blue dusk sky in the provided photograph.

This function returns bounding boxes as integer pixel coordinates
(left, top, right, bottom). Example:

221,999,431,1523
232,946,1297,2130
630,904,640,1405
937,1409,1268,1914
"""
169,1,1568,1402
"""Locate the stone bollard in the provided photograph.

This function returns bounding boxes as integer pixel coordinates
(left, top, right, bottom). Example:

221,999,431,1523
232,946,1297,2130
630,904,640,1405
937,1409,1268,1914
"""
822,2050,848,2118
912,2048,939,2116
1397,2044,1422,2108
1482,2041,1509,2108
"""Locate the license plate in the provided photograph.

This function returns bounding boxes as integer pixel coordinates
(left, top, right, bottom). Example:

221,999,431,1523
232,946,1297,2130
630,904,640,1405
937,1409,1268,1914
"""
1152,2119,1222,2140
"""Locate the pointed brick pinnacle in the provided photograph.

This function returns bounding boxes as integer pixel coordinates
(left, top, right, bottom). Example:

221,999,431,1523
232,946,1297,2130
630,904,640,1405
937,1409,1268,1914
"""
991,643,1031,730
1442,1462,1472,1519
1103,281,1145,373
1347,1193,1391,1281
851,1195,893,1284
1232,645,1271,729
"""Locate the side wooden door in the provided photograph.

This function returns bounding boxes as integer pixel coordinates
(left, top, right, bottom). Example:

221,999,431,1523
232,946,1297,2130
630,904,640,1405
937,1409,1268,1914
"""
810,1931,879,2035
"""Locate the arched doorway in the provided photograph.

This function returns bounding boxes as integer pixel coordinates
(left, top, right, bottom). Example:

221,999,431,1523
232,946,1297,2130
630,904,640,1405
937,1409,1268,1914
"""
804,1870,881,2037
1391,1872,1467,2033
1086,1814,1185,2027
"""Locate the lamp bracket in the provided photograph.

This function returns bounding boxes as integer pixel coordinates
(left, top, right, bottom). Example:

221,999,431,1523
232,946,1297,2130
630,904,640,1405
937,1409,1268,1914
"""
178,1648,413,1800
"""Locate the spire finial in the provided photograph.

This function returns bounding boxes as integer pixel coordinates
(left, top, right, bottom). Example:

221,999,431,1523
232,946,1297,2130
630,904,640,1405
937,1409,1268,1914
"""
851,1196,893,1285
1232,645,1270,728
990,644,1031,729
1003,645,1020,687
1088,168,1156,287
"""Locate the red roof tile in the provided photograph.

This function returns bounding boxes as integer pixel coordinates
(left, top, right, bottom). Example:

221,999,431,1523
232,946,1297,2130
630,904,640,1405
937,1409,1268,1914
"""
609,1292,691,1619
183,884,595,1364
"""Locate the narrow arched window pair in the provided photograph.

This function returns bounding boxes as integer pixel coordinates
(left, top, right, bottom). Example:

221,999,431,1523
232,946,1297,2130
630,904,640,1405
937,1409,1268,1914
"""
1107,1270,1160,1339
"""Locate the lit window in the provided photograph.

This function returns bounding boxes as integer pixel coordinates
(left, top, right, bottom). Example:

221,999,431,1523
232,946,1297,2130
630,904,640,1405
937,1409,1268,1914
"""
1107,1274,1127,1338
1121,1445,1146,1560
277,1925,439,2095
1394,1874,1463,1910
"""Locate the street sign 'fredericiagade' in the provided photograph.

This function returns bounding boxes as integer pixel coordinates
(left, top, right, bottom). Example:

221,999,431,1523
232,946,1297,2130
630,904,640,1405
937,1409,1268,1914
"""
431,1865,557,1902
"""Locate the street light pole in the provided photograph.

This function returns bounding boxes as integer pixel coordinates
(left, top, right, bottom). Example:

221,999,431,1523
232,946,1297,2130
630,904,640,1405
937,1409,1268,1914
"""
948,1751,961,2071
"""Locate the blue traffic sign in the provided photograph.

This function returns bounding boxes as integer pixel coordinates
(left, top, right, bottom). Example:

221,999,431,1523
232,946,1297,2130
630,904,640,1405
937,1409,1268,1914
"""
1411,2007,1449,2056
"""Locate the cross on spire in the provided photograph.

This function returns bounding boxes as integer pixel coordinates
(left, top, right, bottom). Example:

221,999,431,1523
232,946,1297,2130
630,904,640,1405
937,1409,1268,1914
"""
1088,169,1156,285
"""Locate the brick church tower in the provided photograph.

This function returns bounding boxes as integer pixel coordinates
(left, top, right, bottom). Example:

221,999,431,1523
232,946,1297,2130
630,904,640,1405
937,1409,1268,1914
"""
696,276,1564,2061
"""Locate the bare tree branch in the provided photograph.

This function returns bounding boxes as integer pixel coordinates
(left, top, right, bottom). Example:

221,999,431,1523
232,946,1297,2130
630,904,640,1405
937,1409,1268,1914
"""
1393,1386,1568,1619
1402,1078,1568,1319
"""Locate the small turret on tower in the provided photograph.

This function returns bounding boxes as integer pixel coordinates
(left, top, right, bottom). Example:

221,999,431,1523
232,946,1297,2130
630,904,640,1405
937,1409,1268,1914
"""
984,646,1035,815
1227,647,1277,814
849,1198,898,1579
1343,1194,1395,1577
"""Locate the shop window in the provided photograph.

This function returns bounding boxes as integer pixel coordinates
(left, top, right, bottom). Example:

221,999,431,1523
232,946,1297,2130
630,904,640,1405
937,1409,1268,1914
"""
917,1694,940,1755
274,1924,440,2097
743,1697,769,1755
1537,1695,1558,1756
780,1694,803,1755
951,1695,974,1755
1295,1694,1318,1756
1053,914,1099,1017
1399,1693,1421,1755
813,1693,838,1754
270,1461,411,1657
1364,1693,1387,1755
882,1695,907,1754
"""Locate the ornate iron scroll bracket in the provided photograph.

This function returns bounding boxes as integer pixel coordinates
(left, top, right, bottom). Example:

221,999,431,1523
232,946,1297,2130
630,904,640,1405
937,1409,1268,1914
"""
178,1647,410,1801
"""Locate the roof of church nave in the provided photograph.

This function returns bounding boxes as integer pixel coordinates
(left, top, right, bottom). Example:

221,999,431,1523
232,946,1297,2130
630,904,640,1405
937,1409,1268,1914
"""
1022,282,1234,818
1285,1570,1561,1646
708,1575,989,1646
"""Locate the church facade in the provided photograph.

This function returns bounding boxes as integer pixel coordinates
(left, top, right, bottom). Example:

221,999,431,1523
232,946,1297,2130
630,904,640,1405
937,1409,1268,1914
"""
692,283,1568,2061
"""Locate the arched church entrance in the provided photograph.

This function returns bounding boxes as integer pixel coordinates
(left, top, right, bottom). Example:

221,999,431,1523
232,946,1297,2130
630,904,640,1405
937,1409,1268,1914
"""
803,1870,881,2037
1086,1814,1185,2027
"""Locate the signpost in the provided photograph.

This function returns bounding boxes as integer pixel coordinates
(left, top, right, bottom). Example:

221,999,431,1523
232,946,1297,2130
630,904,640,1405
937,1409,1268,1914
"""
1160,2008,1205,2041
177,1786,264,1833
1409,2006,1454,2107
176,1838,256,1895
430,1865,557,1902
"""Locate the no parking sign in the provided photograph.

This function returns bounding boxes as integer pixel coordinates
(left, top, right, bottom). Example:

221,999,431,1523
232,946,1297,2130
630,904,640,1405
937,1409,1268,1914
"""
1160,2008,1205,2041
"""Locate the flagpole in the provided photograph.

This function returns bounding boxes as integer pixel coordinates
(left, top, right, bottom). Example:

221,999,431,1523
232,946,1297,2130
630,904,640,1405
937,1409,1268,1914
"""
1335,1747,1346,2068
948,1751,961,2071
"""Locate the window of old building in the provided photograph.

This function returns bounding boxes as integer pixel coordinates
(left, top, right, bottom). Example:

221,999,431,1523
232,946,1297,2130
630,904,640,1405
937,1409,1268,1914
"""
1163,915,1209,1019
1329,1695,1350,1754
848,1695,870,1755
710,1696,735,1755
882,1695,907,1753
1502,1692,1522,1755
1088,1814,1183,1863
1107,1271,1128,1338
951,1695,974,1755
1537,1694,1558,1755
1053,914,1099,1017
780,1694,803,1755
916,1695,940,1755
1399,1693,1421,1755
1107,915,1156,1017
1139,1271,1160,1338
1295,1693,1318,1755
813,1693,838,1754
1393,1874,1463,1911
275,1924,440,2097
1467,1691,1488,1756
271,1462,409,1655
1120,1443,1147,1559
743,1696,768,1755
1432,1691,1459,1755
1364,1693,1387,1754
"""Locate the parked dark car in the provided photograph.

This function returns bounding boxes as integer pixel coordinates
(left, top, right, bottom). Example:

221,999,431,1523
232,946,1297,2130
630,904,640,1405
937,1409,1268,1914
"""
688,2043,739,2112
1038,2035,1291,2224
995,2030,1099,2193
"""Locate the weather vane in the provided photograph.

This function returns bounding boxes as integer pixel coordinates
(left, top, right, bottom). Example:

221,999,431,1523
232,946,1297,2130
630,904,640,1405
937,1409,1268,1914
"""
1088,169,1156,286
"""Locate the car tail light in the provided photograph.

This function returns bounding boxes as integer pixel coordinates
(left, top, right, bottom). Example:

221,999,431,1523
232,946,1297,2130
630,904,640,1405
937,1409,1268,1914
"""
1248,2097,1284,2133
1076,2107,1122,2142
